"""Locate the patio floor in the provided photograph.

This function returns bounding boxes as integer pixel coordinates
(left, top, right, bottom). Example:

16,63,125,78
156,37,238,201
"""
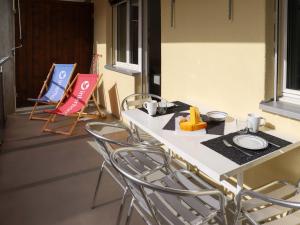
0,111,146,225
0,111,240,225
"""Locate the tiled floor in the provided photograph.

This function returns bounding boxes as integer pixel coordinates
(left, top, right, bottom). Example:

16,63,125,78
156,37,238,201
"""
0,112,144,225
0,111,241,225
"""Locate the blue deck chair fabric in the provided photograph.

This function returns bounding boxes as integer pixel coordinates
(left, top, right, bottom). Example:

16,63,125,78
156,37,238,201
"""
28,64,75,103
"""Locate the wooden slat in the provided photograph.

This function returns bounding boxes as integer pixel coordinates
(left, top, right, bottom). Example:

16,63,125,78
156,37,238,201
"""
264,210,300,225
243,184,297,211
248,194,300,222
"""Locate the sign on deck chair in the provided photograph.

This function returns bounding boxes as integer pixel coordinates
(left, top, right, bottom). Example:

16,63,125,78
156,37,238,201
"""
42,73,105,135
28,63,77,120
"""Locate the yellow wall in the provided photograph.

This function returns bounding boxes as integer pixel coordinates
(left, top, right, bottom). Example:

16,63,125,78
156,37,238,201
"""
93,0,139,118
161,0,300,187
93,0,300,188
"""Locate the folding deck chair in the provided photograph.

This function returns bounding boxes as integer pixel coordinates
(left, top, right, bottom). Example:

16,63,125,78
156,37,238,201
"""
42,73,105,135
28,63,77,120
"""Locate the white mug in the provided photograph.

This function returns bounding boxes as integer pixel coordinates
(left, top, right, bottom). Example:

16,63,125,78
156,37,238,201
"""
143,100,158,116
247,113,266,133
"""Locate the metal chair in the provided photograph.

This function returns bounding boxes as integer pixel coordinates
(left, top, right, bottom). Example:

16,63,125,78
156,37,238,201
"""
234,180,300,225
111,147,229,225
121,93,170,146
85,122,171,215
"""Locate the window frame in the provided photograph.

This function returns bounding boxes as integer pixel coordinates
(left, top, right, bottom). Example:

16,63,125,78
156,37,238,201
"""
281,0,300,102
113,0,142,72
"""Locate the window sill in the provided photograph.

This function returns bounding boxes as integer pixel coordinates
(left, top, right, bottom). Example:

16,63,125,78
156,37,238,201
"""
260,100,300,121
104,64,141,76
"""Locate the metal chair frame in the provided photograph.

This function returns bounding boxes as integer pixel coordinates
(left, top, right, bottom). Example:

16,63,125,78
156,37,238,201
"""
85,122,172,225
121,93,169,146
234,180,300,225
111,147,229,225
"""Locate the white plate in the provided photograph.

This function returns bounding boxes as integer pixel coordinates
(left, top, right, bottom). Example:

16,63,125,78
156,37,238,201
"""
206,111,228,122
233,135,268,150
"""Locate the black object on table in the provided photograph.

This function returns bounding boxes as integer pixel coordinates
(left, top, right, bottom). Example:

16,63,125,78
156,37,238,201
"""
163,112,225,135
201,131,292,165
139,101,191,117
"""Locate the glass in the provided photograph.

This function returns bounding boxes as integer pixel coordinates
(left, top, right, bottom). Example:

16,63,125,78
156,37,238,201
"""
129,0,139,64
117,2,127,63
236,118,248,134
157,99,167,115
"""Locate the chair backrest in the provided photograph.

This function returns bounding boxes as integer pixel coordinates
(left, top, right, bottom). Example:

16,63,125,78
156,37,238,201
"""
111,147,226,225
43,64,75,102
121,93,164,111
234,183,300,225
58,74,99,115
85,122,136,162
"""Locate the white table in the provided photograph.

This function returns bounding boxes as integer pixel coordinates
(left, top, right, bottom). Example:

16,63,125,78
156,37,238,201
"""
122,106,300,194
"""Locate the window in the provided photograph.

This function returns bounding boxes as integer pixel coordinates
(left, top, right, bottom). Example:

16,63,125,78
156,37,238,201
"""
282,0,300,102
113,0,142,71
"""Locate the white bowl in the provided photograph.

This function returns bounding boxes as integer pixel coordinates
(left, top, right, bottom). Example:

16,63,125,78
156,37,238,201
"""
206,111,228,122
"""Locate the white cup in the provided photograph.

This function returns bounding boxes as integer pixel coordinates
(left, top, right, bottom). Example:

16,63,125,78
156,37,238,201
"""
143,100,158,116
247,113,266,133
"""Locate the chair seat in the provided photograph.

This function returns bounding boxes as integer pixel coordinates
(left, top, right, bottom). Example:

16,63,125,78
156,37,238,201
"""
241,182,300,224
140,171,222,225
264,210,300,225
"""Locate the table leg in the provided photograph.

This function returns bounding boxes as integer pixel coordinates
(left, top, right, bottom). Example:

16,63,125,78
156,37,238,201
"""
236,173,244,225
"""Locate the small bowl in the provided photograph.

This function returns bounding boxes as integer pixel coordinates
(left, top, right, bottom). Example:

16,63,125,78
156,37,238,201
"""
206,111,228,122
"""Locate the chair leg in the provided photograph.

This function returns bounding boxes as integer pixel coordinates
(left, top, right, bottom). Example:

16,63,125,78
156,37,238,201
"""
42,114,53,132
92,93,106,118
29,102,38,120
222,212,229,225
51,114,57,122
65,116,80,135
124,198,134,225
92,161,106,209
115,187,129,225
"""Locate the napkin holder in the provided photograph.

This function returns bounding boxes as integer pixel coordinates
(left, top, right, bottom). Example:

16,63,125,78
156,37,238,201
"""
179,107,207,131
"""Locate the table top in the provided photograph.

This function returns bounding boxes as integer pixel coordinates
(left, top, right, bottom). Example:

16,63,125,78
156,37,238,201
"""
122,106,300,182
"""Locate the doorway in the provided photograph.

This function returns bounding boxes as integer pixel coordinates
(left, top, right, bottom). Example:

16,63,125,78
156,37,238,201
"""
15,0,93,107
147,0,161,96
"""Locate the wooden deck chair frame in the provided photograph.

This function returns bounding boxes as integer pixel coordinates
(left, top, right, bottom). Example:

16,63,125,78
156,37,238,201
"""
29,63,77,121
42,73,106,135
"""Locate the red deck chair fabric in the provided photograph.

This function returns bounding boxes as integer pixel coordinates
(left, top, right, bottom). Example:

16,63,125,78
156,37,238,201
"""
43,73,105,135
50,74,98,115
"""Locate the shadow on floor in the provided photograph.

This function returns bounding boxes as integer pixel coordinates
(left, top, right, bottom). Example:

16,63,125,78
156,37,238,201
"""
0,112,145,225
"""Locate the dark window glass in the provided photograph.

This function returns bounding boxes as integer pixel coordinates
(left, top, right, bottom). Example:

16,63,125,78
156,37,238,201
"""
117,2,127,63
130,0,139,64
287,0,300,90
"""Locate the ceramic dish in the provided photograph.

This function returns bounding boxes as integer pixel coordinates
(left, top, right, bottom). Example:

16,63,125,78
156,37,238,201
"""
206,111,228,122
233,134,268,150
158,102,175,108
